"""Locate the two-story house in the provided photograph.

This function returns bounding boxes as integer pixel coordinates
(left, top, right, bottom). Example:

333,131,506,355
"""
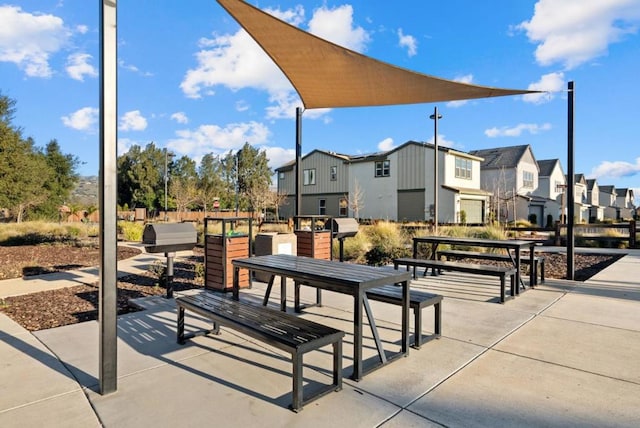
275,141,489,223
586,179,604,222
469,145,539,223
615,188,635,220
598,185,618,220
532,159,565,226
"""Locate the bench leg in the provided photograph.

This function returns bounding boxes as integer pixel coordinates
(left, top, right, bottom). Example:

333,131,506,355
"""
177,306,185,344
500,275,506,304
413,306,422,350
540,260,545,283
333,340,343,391
510,274,516,298
291,351,303,412
262,275,276,306
434,302,442,337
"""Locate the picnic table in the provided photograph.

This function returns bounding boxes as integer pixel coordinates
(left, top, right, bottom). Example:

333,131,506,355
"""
412,236,539,293
232,254,411,381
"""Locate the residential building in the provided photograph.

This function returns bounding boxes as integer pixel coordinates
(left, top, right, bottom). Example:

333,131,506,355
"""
615,188,635,220
586,179,604,222
469,145,539,223
570,174,590,223
532,159,565,226
275,141,489,223
598,185,618,220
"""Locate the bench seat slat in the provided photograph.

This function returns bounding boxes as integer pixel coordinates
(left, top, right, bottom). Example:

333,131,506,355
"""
176,291,344,412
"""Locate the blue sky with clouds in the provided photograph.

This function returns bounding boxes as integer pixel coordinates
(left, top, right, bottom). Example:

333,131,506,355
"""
1,0,639,193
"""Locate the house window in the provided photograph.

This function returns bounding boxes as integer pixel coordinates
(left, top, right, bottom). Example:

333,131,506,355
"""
455,157,472,179
318,199,326,215
375,160,390,177
278,171,285,180
330,166,337,181
523,171,534,188
303,168,316,185
339,198,348,216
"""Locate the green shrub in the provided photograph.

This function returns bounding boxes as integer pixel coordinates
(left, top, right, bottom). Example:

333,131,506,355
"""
118,221,144,242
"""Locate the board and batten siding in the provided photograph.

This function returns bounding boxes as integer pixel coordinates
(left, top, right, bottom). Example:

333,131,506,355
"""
396,143,426,190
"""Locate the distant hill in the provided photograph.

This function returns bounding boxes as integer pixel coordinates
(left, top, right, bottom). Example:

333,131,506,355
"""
71,175,98,206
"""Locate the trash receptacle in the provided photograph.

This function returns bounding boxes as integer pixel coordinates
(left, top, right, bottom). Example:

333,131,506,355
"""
204,217,252,292
254,232,297,282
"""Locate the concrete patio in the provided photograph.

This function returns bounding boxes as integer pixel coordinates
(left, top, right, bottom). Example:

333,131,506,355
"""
1,248,639,427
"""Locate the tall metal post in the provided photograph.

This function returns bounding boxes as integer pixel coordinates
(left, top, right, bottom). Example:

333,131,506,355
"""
164,148,168,221
430,107,442,233
295,107,303,218
567,81,575,280
99,0,118,395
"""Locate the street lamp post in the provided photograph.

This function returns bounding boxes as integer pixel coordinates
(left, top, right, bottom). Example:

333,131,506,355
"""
164,149,172,222
430,107,443,233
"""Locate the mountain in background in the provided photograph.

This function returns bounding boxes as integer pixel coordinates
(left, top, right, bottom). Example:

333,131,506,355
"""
71,176,98,206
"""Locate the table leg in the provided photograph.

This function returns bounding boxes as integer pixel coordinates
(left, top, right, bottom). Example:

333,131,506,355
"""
529,246,535,287
233,266,240,300
515,247,522,295
401,280,409,354
352,291,363,381
280,276,287,312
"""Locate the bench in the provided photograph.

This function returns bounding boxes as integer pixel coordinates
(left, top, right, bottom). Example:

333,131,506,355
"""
366,285,442,349
176,291,344,412
437,249,545,284
393,258,516,304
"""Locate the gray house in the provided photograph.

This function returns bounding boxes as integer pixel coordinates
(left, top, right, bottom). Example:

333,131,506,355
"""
275,141,489,223
532,159,565,226
469,145,539,223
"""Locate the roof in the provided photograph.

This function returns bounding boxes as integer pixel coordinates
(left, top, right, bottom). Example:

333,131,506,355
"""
442,185,492,196
599,185,616,194
537,159,561,177
615,188,630,197
216,0,535,109
586,179,597,190
468,145,535,170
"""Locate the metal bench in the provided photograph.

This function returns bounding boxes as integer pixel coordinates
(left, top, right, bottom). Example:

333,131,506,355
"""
176,291,344,412
437,249,545,284
393,258,516,304
366,285,442,349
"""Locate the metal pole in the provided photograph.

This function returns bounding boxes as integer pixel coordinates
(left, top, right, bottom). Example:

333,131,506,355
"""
99,0,118,395
164,148,168,221
567,81,575,280
235,153,239,216
295,107,302,217
430,107,442,233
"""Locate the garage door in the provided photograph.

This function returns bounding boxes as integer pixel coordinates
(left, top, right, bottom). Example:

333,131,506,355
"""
397,190,425,221
460,199,484,224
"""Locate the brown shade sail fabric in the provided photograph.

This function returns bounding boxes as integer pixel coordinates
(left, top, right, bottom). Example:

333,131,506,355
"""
217,0,536,109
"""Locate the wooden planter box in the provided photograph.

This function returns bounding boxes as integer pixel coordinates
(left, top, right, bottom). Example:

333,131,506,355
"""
295,230,332,260
205,234,250,291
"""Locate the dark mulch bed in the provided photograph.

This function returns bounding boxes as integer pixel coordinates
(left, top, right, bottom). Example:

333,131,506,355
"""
0,245,624,331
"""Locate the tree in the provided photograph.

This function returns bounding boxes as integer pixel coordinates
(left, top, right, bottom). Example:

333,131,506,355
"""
32,139,80,218
347,179,365,219
197,153,225,215
117,142,165,212
236,142,272,212
0,95,51,222
169,176,198,218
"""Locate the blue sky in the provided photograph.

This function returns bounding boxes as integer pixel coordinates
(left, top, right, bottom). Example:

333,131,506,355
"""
2,0,640,193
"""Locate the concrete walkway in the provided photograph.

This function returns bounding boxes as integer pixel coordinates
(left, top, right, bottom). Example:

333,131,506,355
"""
1,247,639,427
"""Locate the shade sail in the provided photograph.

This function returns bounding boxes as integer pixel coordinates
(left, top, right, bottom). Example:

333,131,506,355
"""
217,0,536,109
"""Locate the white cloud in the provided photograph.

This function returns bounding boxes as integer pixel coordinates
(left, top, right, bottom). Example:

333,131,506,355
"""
485,123,552,138
590,158,640,179
180,4,368,119
65,52,97,81
523,72,565,104
235,100,250,112
61,107,98,131
75,24,88,34
263,146,296,171
117,137,137,156
308,4,370,52
0,5,70,77
517,0,640,69
166,121,270,158
118,59,153,77
397,28,417,57
118,110,148,131
378,138,395,151
446,74,474,107
426,134,455,148
170,112,189,124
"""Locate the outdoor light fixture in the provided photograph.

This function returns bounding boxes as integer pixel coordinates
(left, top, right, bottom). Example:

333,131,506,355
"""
430,107,443,232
